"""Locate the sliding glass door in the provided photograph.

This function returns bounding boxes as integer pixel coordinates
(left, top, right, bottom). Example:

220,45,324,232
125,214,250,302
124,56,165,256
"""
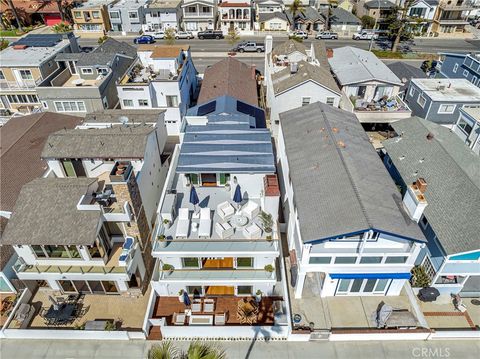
336,278,391,295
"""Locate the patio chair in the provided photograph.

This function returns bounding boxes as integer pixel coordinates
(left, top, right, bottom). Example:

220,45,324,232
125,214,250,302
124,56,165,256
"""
241,201,260,220
175,208,190,238
198,208,212,238
243,223,262,239
215,312,227,326
217,201,235,221
215,221,234,239
173,312,186,325
191,299,202,313
203,299,215,313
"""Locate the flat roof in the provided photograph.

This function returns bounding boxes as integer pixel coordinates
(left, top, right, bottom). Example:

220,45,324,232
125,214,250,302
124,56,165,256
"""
1,37,71,67
148,0,181,8
279,102,425,243
411,78,480,102
83,109,165,124
1,178,101,246
76,0,116,9
110,0,148,9
460,107,480,123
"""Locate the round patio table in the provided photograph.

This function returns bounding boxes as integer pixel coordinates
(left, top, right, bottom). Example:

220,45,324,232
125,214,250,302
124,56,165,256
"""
231,214,249,228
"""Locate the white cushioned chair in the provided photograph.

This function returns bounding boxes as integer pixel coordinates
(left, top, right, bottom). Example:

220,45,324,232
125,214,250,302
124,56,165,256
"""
217,201,235,221
215,221,234,239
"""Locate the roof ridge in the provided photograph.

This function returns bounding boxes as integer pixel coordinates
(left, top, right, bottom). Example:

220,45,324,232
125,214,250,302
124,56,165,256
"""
0,112,45,159
319,104,373,228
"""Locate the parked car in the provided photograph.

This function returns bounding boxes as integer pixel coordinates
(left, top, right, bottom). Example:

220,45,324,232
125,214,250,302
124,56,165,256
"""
315,31,338,40
144,30,165,39
133,35,155,44
197,30,224,39
232,42,265,53
352,31,378,40
289,30,308,39
175,31,194,39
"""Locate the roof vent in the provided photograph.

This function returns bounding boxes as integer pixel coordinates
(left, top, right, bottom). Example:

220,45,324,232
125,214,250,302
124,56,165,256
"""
426,132,434,141
290,62,298,74
119,116,129,125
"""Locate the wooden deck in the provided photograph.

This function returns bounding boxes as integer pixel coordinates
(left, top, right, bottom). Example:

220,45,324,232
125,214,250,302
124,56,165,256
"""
152,295,282,326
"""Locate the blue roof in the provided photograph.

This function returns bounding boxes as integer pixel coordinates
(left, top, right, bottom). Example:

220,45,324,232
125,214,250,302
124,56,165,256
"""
178,96,274,174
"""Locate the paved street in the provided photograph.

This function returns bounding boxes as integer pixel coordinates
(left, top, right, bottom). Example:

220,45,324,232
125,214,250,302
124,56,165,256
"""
0,338,478,359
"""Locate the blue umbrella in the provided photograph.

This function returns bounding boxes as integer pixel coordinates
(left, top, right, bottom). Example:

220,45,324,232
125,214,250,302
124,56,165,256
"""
233,184,242,210
190,185,199,212
183,290,191,307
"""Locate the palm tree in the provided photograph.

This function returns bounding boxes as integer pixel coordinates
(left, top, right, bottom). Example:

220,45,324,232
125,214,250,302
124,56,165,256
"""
3,0,23,31
288,0,305,31
184,341,227,359
149,341,179,359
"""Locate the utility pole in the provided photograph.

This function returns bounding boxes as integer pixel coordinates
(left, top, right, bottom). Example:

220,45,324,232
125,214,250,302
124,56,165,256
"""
368,2,380,52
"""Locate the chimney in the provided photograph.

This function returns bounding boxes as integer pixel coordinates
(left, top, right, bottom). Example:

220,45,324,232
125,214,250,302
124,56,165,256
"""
251,64,256,80
13,44,28,50
290,62,298,74
402,179,428,222
326,48,334,58
265,35,273,56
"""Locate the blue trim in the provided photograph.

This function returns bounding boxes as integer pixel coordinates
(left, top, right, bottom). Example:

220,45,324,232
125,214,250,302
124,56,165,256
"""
304,228,425,245
372,228,426,244
330,273,411,280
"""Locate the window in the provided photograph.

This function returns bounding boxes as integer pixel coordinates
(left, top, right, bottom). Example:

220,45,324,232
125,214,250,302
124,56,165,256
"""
138,99,149,107
359,256,382,264
81,68,93,75
74,11,81,18
218,173,230,185
166,95,179,107
109,11,120,19
471,76,478,85
122,99,134,107
409,86,415,97
92,11,100,19
186,286,202,295
385,256,408,264
6,94,39,104
334,257,356,264
32,245,47,258
97,67,108,75
236,257,253,268
309,257,332,264
182,257,200,268
0,70,4,80
374,279,389,292
128,11,139,20
201,6,210,13
453,63,458,73
42,101,48,109
301,97,311,106
152,12,158,17
237,286,253,295
18,69,33,80
463,69,469,77
326,97,335,106
457,118,473,135
422,256,436,281
187,6,196,13
122,87,144,91
438,104,455,114
417,94,426,108
420,215,429,229
54,101,86,112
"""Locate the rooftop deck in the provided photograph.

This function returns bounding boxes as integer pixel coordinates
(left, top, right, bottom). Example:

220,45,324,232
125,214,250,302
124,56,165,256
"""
62,74,101,87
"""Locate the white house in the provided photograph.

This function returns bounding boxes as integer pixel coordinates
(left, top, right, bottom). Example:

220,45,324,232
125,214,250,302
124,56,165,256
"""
116,45,198,136
328,46,412,123
218,0,253,34
452,107,480,155
181,0,217,32
257,12,289,31
143,94,290,339
277,102,426,300
403,0,438,35
255,0,284,13
143,0,182,32
264,37,341,134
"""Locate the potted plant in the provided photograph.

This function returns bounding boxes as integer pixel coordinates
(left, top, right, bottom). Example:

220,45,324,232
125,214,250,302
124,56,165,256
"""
163,218,171,229
264,264,274,273
255,290,263,303
266,235,272,241
162,263,174,274
259,211,273,234
158,234,168,248
410,265,430,288
178,289,185,303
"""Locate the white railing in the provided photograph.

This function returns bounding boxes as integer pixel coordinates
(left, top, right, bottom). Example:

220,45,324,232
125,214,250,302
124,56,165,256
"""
0,79,40,90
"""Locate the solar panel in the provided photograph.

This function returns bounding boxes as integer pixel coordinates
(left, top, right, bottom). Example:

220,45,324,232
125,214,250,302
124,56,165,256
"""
14,34,63,47
197,101,216,116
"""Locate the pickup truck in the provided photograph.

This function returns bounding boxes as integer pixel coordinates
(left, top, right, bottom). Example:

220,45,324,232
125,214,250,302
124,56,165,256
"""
315,31,338,40
197,30,224,39
232,42,265,53
352,31,378,40
288,30,308,39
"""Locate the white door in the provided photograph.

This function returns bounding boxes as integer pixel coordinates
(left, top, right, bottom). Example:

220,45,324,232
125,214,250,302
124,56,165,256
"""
335,278,391,296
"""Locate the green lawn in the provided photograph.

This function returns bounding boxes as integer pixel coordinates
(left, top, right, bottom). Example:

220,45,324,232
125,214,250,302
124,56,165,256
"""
0,29,19,37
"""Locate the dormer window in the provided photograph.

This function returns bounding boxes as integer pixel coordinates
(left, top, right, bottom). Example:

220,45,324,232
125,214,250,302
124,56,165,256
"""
97,67,108,75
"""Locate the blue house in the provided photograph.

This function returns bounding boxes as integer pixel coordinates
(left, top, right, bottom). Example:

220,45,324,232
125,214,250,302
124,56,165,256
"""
404,78,480,126
437,52,480,87
383,117,480,297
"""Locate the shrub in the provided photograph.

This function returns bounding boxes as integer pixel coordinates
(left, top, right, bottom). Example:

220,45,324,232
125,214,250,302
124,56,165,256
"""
264,264,274,273
52,22,71,34
162,263,174,271
98,35,109,44
411,265,431,288
0,38,9,51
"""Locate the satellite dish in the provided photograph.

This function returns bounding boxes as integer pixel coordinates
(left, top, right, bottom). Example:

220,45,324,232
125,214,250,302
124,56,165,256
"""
119,116,129,125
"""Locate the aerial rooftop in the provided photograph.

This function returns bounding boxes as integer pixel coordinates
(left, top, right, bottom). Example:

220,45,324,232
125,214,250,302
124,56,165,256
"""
83,109,165,125
75,0,116,9
460,106,480,123
410,78,480,102
384,117,480,255
110,0,148,10
147,0,182,8
279,102,425,243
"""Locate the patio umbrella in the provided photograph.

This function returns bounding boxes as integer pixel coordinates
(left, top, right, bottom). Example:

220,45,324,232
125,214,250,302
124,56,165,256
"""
183,291,191,307
189,185,200,213
233,184,242,211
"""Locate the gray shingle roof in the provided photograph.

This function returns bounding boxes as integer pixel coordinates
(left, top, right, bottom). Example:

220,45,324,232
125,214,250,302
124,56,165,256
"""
76,38,137,67
83,109,165,125
285,6,325,24
41,126,154,159
387,61,426,91
383,117,480,255
259,12,288,23
1,178,101,246
271,60,340,95
271,39,307,58
329,47,402,86
330,7,361,25
365,0,395,9
279,102,425,243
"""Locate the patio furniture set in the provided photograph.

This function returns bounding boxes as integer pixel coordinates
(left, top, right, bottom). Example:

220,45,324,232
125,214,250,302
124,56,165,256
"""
354,97,405,112
173,200,263,239
172,298,228,326
39,295,90,326
237,298,259,325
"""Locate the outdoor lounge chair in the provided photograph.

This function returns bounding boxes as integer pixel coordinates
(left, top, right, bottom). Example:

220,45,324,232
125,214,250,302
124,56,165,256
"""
203,299,215,313
215,312,227,325
173,312,186,325
175,208,190,238
198,208,212,238
241,201,260,220
215,221,234,239
243,223,262,239
191,299,202,313
217,201,235,221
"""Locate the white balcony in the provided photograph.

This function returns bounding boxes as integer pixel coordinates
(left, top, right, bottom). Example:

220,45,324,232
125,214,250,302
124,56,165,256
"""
0,79,41,90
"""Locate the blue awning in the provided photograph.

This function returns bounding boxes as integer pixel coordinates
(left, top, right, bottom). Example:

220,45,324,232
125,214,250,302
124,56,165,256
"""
329,273,411,280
